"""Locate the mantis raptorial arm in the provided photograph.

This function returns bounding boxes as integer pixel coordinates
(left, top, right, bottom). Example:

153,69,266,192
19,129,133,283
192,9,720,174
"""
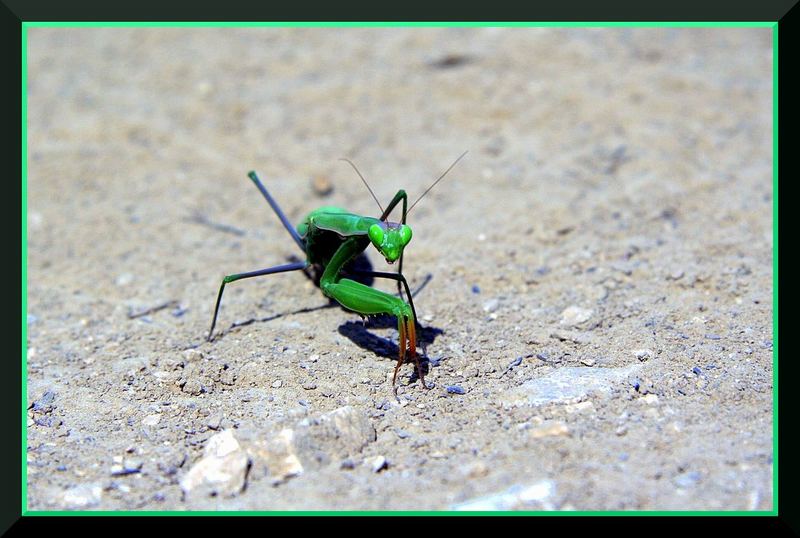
319,236,425,393
379,190,409,298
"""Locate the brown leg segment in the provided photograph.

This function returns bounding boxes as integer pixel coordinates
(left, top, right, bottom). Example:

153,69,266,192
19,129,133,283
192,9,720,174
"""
392,318,408,397
406,316,428,389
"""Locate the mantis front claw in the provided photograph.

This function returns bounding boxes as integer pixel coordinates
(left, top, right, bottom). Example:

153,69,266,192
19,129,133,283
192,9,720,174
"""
392,314,428,397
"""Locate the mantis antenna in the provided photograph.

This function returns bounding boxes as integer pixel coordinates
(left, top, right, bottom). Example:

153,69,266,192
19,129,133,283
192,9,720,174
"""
408,150,469,214
339,158,385,214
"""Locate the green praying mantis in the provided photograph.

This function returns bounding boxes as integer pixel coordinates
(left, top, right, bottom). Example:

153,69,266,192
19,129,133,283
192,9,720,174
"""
207,152,468,395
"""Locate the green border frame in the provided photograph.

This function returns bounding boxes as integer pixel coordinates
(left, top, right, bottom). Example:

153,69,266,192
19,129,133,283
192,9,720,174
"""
21,21,779,517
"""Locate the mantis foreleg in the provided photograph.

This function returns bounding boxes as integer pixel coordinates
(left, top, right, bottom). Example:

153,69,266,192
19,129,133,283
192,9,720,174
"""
320,236,425,393
380,190,409,297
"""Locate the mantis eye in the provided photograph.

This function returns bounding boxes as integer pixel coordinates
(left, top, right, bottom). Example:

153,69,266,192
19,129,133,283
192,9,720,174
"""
399,225,412,246
368,224,384,245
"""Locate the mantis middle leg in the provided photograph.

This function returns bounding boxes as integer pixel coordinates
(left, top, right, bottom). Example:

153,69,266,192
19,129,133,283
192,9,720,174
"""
208,261,308,341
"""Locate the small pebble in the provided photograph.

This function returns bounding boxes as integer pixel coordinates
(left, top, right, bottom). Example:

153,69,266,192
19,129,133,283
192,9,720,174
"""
471,285,481,294
142,414,161,427
312,175,333,196
394,428,412,439
59,483,103,509
302,382,317,390
272,380,283,388
633,349,654,361
641,394,660,405
483,299,499,313
182,379,203,395
183,349,204,362
674,471,702,488
560,306,593,326
111,459,143,476
446,385,466,395
116,273,133,286
31,390,57,412
692,366,702,376
207,413,223,430
466,462,489,478
564,401,594,414
580,358,596,367
340,459,356,470
34,416,62,427
366,455,388,473
529,421,570,438
667,268,685,280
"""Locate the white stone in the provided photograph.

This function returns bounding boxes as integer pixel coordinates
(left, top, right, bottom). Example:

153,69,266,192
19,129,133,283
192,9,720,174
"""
365,455,388,472
180,430,249,498
59,483,103,510
452,480,557,510
529,421,570,438
560,306,593,326
248,428,305,484
142,414,161,426
499,366,640,407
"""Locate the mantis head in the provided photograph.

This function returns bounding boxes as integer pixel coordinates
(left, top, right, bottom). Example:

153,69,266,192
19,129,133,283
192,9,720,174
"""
368,222,412,264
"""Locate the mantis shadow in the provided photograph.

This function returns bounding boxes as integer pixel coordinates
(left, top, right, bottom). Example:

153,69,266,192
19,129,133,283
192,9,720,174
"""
337,312,444,383
211,254,441,374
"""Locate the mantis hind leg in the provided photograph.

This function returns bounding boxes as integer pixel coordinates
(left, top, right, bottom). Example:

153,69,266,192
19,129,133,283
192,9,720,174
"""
247,171,306,254
208,261,308,341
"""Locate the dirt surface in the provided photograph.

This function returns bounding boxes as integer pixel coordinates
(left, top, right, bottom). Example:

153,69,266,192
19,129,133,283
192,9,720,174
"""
26,27,774,511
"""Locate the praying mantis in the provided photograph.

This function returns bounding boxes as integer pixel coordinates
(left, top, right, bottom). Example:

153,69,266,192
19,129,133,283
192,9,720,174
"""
207,152,468,395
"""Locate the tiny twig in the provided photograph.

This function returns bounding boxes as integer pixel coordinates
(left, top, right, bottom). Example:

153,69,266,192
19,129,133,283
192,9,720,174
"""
185,212,246,237
498,354,532,378
128,300,179,319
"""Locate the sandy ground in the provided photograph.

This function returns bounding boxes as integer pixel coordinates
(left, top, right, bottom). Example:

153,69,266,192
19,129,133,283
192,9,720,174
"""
25,27,774,511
